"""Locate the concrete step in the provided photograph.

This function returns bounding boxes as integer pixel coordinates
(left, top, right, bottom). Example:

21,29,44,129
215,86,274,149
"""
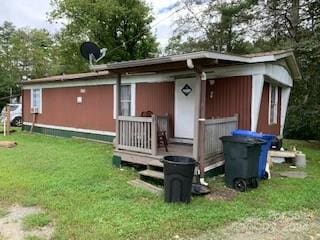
128,179,163,194
139,169,164,180
148,160,163,168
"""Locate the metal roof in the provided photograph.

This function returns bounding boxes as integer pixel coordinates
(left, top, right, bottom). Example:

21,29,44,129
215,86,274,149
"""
23,49,301,85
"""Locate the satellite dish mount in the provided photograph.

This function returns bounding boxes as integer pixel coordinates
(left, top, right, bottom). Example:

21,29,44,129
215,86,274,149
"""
80,42,107,66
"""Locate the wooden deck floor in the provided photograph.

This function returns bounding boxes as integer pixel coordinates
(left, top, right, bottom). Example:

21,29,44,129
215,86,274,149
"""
115,143,193,166
157,143,193,158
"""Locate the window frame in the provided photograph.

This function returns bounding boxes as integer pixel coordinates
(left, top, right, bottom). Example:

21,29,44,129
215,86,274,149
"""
268,84,278,125
120,85,132,116
30,88,42,114
113,83,136,118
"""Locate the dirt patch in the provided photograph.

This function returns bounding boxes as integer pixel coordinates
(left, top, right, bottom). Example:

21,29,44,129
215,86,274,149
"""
192,211,320,240
0,141,17,148
205,186,238,201
0,205,54,240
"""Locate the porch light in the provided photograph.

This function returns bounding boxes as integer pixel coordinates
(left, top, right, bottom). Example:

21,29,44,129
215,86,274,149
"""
209,80,215,85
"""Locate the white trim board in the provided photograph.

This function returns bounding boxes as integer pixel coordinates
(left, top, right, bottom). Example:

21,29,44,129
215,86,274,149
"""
251,74,264,131
206,63,293,87
23,63,293,90
23,122,116,136
280,87,291,136
23,74,174,90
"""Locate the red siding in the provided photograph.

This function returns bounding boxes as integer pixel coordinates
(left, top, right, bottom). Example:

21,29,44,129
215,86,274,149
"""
205,76,252,129
136,82,175,137
23,85,115,132
257,82,281,135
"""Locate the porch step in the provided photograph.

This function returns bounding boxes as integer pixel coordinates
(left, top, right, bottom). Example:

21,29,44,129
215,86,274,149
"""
139,169,164,180
148,160,163,168
128,179,163,194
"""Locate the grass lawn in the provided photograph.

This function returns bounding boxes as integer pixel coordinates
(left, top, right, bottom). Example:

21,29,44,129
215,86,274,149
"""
0,131,319,239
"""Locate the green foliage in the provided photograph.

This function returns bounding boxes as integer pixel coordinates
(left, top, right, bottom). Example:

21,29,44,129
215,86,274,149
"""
0,22,20,99
24,236,45,240
50,0,159,73
285,34,320,140
0,22,58,103
166,0,257,54
23,213,51,230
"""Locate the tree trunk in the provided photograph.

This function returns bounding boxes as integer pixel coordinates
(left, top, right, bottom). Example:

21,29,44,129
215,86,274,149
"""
290,0,300,41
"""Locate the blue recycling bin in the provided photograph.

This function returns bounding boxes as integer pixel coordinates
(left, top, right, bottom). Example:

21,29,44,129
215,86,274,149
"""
232,129,275,179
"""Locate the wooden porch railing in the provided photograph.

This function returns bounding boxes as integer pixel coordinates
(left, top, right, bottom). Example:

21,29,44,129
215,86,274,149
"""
117,114,169,155
203,115,238,166
118,115,157,154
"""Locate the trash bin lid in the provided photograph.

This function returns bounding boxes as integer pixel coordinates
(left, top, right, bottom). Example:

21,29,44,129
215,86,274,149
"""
232,129,275,140
220,136,265,145
163,156,197,165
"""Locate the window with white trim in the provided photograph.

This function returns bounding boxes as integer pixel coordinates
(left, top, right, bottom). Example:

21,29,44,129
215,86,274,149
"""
113,84,136,118
31,88,42,113
269,84,278,125
120,85,131,116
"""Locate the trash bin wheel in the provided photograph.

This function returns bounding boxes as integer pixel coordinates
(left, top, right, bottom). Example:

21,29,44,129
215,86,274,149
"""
233,178,247,192
249,178,259,188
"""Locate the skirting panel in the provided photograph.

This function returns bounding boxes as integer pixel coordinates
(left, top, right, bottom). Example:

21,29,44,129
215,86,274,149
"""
22,124,115,143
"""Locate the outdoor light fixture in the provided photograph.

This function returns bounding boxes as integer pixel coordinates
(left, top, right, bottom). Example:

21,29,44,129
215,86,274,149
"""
209,80,215,85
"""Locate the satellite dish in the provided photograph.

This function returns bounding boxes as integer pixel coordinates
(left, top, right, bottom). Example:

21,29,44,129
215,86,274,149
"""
80,41,107,65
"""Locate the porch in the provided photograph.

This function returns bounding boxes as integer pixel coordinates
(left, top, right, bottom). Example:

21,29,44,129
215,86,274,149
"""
114,114,238,177
112,64,240,178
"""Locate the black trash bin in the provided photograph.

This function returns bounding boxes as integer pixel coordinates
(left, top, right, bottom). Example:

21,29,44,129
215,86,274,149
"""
220,136,265,192
162,156,197,203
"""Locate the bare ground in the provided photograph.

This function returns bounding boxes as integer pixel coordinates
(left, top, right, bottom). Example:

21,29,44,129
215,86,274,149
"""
205,185,239,201
190,211,320,240
0,205,54,240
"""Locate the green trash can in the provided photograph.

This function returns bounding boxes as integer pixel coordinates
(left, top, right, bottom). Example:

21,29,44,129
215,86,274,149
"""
162,156,197,203
220,136,265,192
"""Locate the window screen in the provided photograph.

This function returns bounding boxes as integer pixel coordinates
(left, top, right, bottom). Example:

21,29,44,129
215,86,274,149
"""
120,85,131,116
269,85,278,124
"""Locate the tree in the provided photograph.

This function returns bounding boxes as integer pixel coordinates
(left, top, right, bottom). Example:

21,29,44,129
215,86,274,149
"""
166,0,257,54
50,0,159,73
0,22,58,108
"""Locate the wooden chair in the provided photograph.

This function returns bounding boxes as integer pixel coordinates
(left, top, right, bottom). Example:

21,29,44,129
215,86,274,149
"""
140,111,168,152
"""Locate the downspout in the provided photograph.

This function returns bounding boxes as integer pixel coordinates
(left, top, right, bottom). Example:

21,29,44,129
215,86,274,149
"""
187,58,209,186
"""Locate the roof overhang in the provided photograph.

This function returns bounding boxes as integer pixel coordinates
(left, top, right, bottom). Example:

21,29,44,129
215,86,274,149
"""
91,50,301,80
23,70,111,85
91,51,251,74
23,49,301,85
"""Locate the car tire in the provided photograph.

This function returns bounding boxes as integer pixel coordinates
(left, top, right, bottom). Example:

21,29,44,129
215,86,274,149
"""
12,117,22,127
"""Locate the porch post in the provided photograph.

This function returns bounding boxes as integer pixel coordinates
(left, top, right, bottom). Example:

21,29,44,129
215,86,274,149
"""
115,74,121,149
199,75,207,177
193,70,206,177
151,115,158,156
193,74,201,161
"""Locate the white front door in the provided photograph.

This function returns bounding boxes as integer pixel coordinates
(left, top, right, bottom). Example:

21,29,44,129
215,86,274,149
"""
174,78,196,139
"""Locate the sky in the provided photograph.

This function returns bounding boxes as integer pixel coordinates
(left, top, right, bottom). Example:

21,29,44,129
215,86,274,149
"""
0,0,178,49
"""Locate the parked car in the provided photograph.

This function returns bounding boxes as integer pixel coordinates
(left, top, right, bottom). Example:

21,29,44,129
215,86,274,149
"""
0,104,22,127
